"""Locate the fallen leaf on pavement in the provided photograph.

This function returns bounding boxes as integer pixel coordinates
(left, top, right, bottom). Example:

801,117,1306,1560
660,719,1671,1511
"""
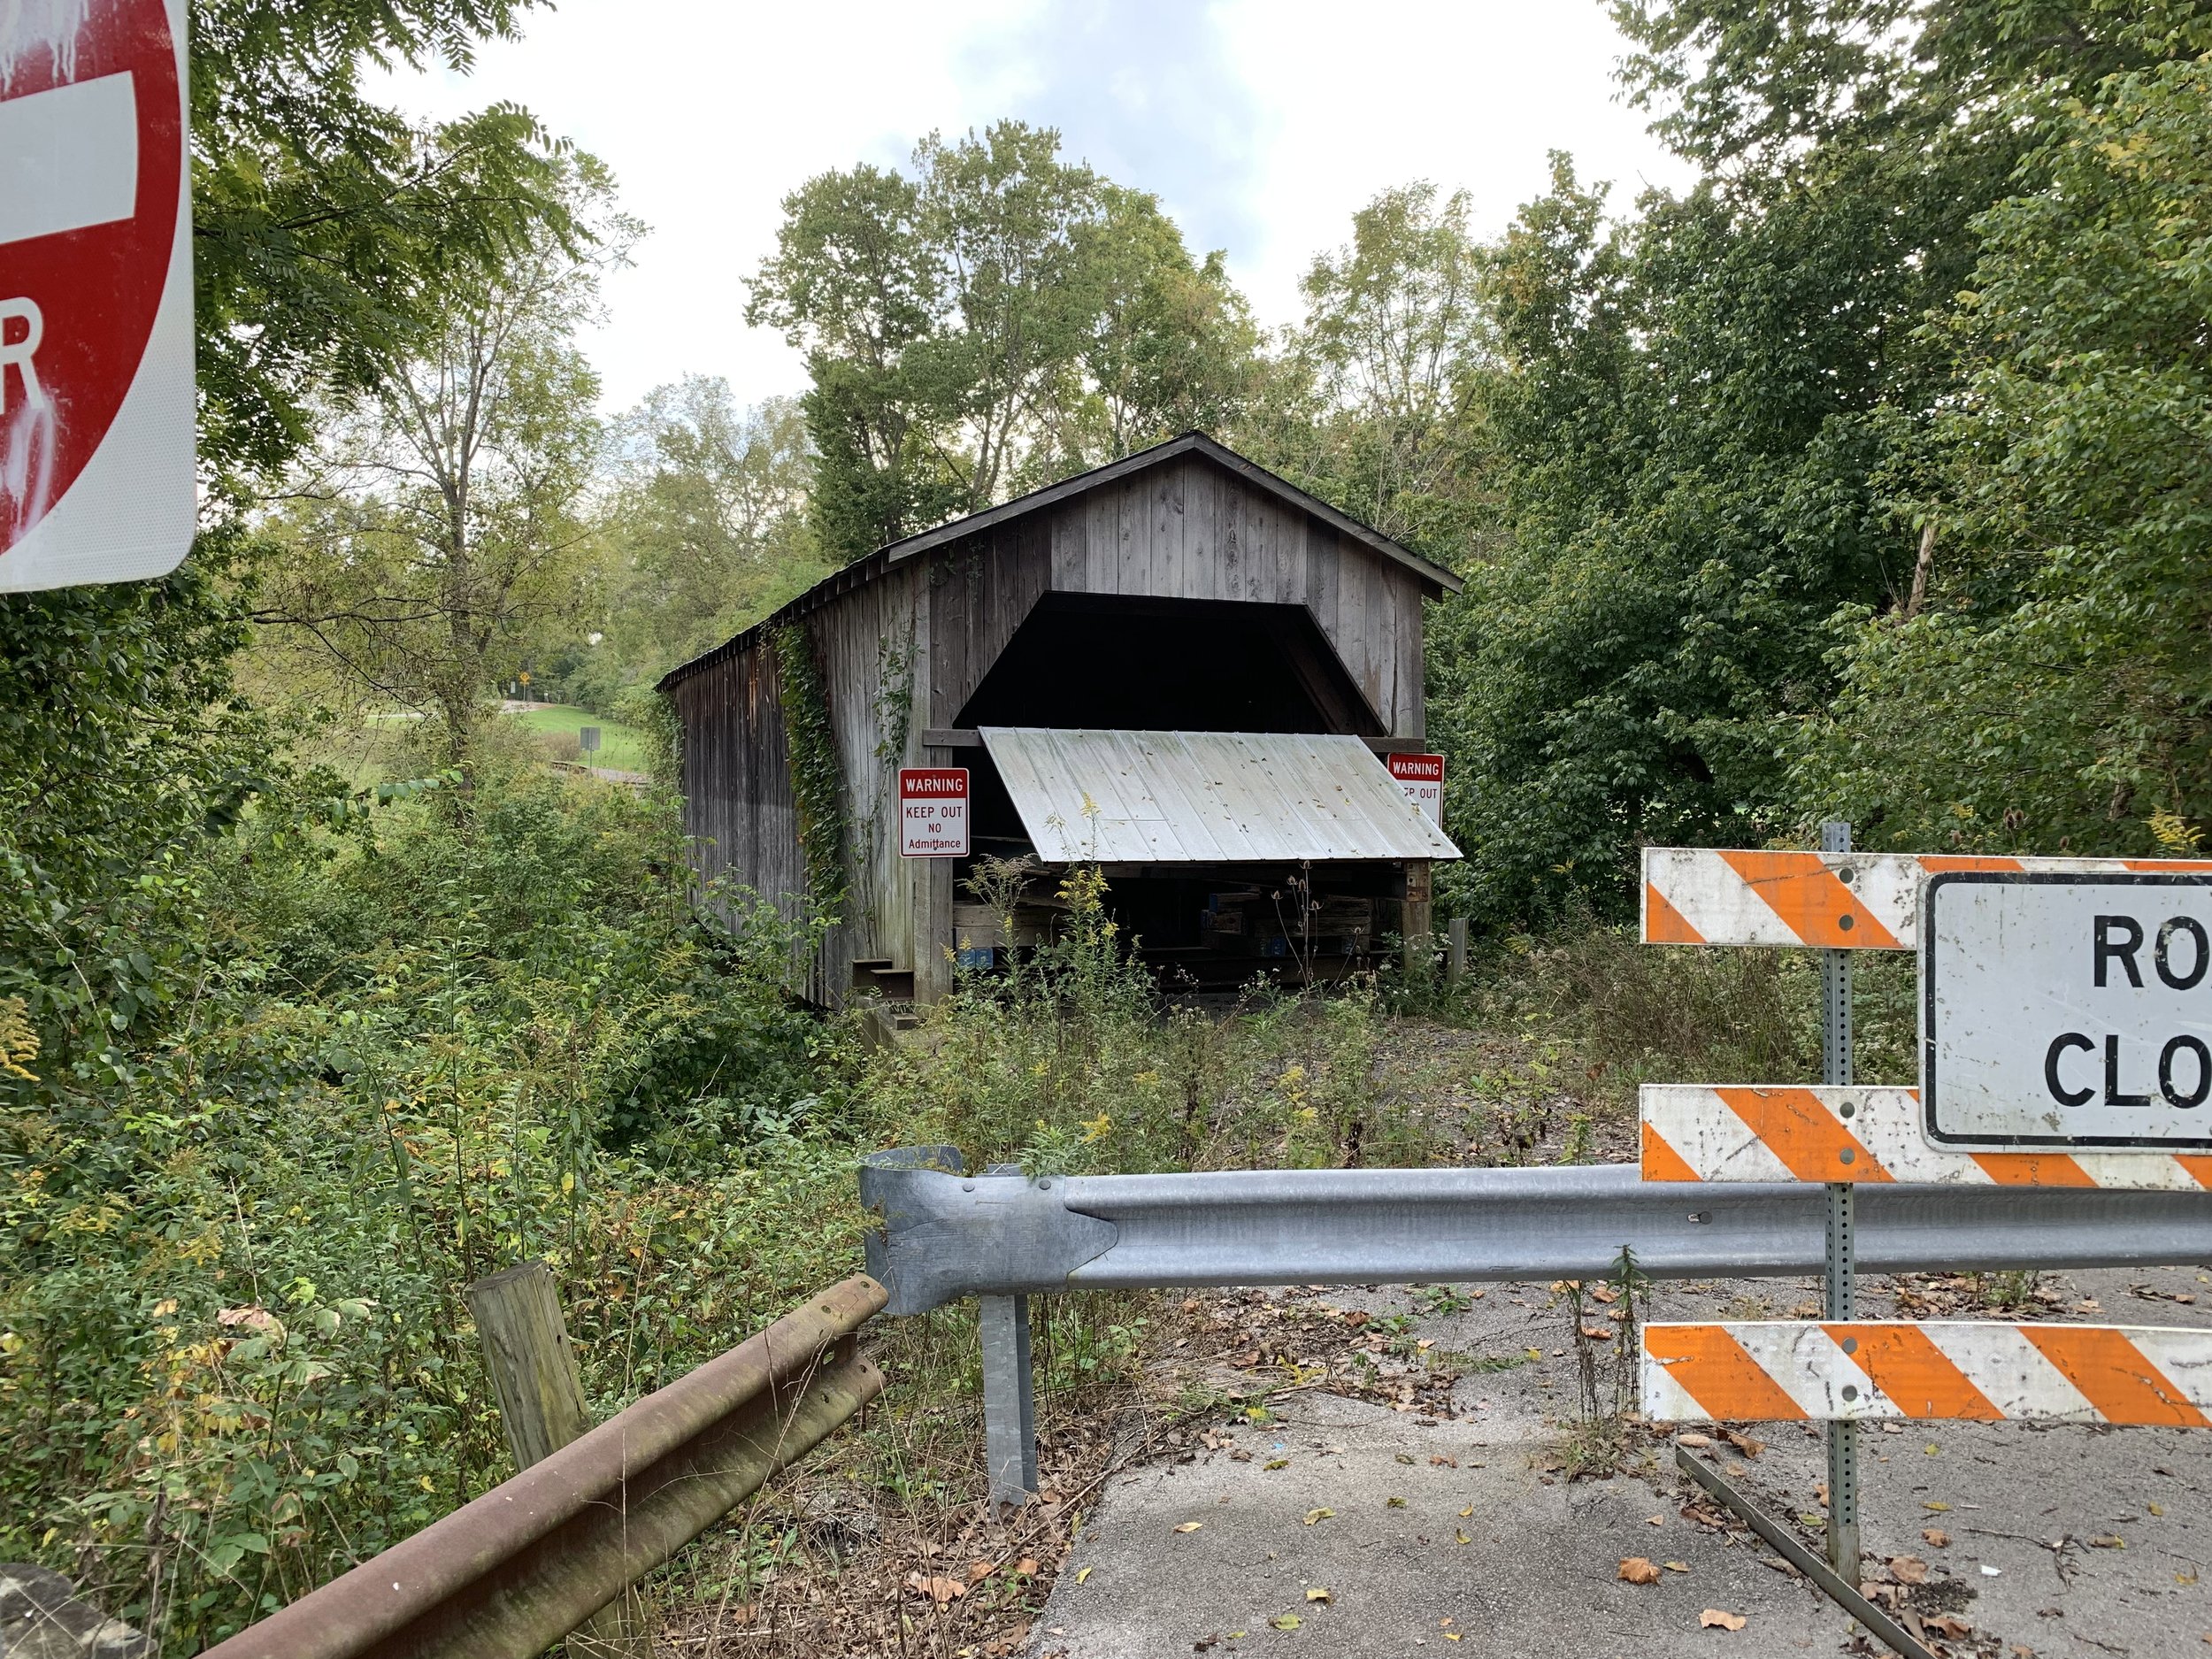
1075,1567,1093,1585
905,1572,966,1604
1430,1454,1457,1467
1302,1508,1333,1525
1700,1609,1747,1631
1581,1325,1615,1341
1923,1501,1951,1513
1890,1556,1929,1585
1678,1432,1714,1448
1925,1614,1971,1639
1396,1453,1417,1464
1647,1515,1665,1525
1460,1506,1474,1517
1271,1615,1302,1631
1619,1558,1662,1585
1455,1530,1471,1545
1173,1522,1204,1533
1922,1529,1950,1548
1307,1587,1332,1603
1264,1458,1289,1471
1386,1496,1408,1509
1722,1430,1765,1457
2090,1534,2125,1548
1664,1562,1689,1573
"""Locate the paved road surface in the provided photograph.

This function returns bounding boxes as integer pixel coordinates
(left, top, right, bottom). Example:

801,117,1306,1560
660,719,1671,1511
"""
1025,1264,2212,1658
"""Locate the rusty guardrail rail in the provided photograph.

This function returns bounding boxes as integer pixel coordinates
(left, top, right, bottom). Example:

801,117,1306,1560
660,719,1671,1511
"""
200,1275,887,1659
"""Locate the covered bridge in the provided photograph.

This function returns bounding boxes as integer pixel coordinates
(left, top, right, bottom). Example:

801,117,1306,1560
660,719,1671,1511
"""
657,432,1463,1008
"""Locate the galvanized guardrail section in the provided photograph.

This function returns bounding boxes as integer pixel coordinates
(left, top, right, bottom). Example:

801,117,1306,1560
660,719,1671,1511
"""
862,1151,2212,1312
862,1148,2212,1502
200,1275,887,1659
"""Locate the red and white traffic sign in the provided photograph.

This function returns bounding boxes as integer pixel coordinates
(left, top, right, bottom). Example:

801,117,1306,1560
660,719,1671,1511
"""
1386,751,1444,826
899,768,970,858
1,0,194,592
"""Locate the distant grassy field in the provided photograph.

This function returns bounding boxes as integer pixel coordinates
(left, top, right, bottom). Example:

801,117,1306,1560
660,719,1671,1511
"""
504,703,650,772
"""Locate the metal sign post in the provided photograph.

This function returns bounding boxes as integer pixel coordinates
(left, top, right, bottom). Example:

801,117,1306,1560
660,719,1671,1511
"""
1819,820,1860,1581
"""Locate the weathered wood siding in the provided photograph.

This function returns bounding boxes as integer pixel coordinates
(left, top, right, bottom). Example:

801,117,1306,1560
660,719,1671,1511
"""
670,636,803,933
929,453,1426,736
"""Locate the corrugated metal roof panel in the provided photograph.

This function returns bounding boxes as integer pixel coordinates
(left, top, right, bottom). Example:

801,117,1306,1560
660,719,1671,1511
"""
977,728,1462,864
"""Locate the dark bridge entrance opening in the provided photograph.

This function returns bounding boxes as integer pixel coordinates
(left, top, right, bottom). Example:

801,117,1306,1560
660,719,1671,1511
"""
954,593,1382,736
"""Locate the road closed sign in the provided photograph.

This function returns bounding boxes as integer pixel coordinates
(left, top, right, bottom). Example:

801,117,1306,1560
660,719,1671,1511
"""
1387,752,1444,826
1924,872,2212,1150
899,768,969,858
1,0,195,592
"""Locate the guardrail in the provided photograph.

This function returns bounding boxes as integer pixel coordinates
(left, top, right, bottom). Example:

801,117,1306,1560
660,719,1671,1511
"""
199,1275,887,1659
861,1148,2212,1501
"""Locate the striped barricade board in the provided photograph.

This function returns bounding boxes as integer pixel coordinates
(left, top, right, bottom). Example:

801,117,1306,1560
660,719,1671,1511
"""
1640,1085,2212,1189
1641,849,2212,950
1645,1320,2212,1427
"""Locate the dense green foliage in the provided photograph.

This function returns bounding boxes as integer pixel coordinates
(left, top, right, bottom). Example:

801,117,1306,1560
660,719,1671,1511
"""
1427,2,2212,923
0,766,841,1647
1801,51,2212,852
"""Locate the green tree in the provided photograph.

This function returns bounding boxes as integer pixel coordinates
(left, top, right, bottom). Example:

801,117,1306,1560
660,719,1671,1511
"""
1271,182,1494,556
563,380,827,704
1427,1,2212,926
752,121,1261,562
252,157,634,761
2,0,575,1071
1797,54,2212,855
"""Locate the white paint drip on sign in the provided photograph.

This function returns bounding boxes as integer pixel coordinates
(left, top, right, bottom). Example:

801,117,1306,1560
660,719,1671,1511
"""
0,0,95,90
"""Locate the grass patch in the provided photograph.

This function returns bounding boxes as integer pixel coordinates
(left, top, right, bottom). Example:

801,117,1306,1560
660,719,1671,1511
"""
503,703,650,771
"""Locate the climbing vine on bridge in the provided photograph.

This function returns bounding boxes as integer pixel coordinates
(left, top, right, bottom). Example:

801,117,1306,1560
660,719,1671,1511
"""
772,621,849,914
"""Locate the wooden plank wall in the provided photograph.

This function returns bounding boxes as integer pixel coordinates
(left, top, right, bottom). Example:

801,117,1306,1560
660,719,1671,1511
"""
671,639,805,951
929,452,1428,738
811,562,924,1001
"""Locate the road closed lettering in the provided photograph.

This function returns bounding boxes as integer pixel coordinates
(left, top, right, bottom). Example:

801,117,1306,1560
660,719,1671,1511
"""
899,768,970,858
1924,873,2212,1149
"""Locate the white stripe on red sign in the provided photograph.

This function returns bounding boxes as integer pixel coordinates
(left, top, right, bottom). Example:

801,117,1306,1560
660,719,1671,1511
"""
1639,1085,2212,1189
0,73,140,247
1641,849,2212,950
1643,1321,2212,1426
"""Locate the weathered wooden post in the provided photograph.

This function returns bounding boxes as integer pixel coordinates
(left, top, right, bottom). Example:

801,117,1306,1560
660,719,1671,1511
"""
466,1261,653,1658
1447,915,1468,987
1400,859,1434,979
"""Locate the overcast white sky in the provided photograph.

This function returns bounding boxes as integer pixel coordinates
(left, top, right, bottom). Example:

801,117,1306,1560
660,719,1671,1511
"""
379,1,1694,413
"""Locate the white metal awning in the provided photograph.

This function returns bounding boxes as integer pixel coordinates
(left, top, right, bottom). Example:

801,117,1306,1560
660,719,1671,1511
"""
977,728,1462,864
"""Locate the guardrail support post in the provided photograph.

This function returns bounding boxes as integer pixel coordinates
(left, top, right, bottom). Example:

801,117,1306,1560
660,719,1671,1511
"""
1447,916,1468,987
979,1294,1038,1506
1820,820,1862,1585
466,1261,653,1658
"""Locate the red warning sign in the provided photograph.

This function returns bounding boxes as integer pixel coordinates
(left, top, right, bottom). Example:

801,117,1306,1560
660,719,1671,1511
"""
1387,751,1444,826
1,0,195,591
899,768,970,857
